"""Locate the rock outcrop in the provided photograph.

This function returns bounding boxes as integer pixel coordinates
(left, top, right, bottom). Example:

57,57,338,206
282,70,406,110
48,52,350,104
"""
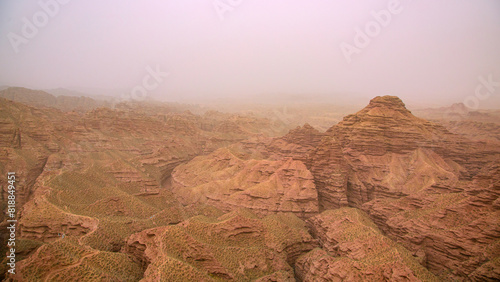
362,161,500,280
304,96,500,280
12,238,143,281
3,93,500,281
266,123,324,162
171,148,319,218
295,208,437,281
124,210,317,281
0,94,294,280
307,135,350,210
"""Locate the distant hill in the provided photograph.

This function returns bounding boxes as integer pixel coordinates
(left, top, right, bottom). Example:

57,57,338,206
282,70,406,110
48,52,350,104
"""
44,88,90,97
412,102,470,121
44,87,115,101
0,87,109,112
69,86,127,101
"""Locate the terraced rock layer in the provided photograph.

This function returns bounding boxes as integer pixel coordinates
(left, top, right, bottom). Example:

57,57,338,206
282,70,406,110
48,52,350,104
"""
124,210,317,281
306,96,500,280
295,208,437,281
171,148,319,218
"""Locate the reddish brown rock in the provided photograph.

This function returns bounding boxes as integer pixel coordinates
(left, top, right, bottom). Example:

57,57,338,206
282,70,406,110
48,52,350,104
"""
0,95,295,281
3,92,500,281
362,162,500,280
0,119,21,148
302,96,500,280
266,123,324,162
171,147,319,218
125,210,316,281
307,135,350,210
295,208,437,281
19,197,98,242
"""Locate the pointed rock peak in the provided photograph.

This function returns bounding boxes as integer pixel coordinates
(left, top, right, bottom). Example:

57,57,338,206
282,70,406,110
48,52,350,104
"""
352,95,417,120
282,123,324,147
366,95,407,111
333,95,427,131
449,103,469,113
288,123,321,135
302,123,315,130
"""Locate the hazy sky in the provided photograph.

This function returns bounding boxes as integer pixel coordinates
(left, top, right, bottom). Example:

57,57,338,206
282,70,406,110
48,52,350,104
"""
1,0,499,107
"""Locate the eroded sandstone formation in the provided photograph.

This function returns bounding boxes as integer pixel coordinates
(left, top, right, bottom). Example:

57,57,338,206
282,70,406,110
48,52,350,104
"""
295,208,437,281
306,96,500,280
0,96,292,280
171,148,319,218
124,210,317,281
2,93,500,281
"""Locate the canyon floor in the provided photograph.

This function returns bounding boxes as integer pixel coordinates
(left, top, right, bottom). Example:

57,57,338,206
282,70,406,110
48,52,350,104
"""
1,88,499,281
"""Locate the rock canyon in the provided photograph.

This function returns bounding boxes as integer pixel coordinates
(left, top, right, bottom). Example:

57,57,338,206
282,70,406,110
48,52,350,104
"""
1,89,499,281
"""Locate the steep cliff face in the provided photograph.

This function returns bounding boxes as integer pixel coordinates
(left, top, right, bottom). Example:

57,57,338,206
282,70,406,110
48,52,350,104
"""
0,120,21,148
304,96,500,280
361,161,500,280
308,96,462,209
307,135,350,210
295,208,437,281
0,99,56,228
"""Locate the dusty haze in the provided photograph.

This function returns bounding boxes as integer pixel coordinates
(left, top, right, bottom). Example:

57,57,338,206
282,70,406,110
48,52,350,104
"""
1,0,500,108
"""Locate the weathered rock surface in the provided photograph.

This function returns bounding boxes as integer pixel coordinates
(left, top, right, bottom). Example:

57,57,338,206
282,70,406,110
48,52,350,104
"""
125,209,317,281
19,197,98,242
3,93,500,281
362,162,500,280
266,123,324,162
304,96,500,280
307,135,350,210
296,208,437,281
0,95,292,280
167,96,500,280
11,238,143,281
171,147,319,218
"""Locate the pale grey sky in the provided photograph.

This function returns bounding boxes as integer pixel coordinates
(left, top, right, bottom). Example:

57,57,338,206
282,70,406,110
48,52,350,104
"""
1,0,499,107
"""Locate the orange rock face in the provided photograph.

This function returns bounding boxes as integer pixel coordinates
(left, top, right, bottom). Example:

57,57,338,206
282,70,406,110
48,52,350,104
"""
303,96,500,280
266,123,325,162
0,96,292,280
171,148,319,218
124,210,317,281
166,95,500,280
295,208,436,281
2,93,499,281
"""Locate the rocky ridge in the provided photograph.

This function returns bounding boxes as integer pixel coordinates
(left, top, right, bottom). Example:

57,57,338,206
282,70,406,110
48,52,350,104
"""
124,209,317,281
169,95,500,280
171,148,319,218
0,95,290,280
2,94,499,281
